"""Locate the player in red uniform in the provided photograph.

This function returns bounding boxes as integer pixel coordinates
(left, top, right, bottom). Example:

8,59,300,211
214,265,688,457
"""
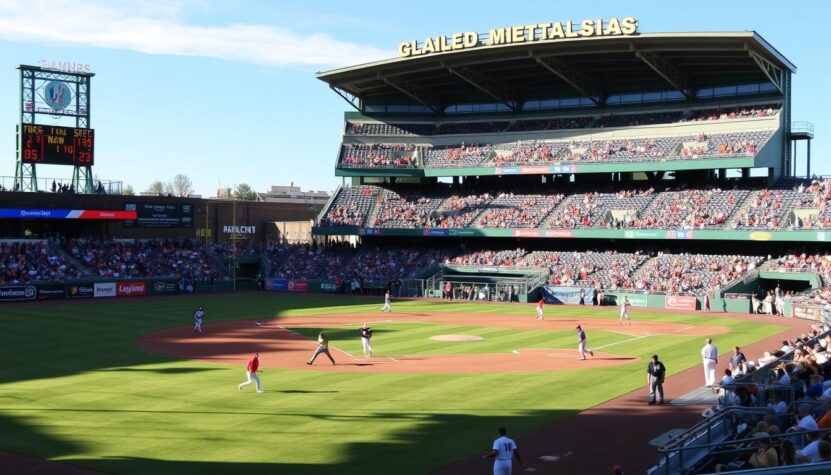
238,352,263,393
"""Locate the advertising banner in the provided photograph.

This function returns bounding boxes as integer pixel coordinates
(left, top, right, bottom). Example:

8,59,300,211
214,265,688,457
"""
665,295,698,311
68,283,94,299
37,284,66,300
316,281,338,293
266,278,288,292
792,304,824,322
117,281,147,297
123,203,193,228
543,286,594,305
94,282,116,298
288,280,308,292
0,285,37,301
150,281,177,295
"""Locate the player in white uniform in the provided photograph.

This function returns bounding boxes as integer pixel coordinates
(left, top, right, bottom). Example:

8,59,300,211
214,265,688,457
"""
577,325,595,360
483,426,521,475
360,322,373,357
619,296,631,324
193,307,205,333
535,298,544,320
381,290,392,313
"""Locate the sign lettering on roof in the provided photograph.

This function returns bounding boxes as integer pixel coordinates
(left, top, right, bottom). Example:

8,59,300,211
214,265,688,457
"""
398,17,639,58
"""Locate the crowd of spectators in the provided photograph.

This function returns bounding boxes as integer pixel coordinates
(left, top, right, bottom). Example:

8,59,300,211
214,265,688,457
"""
448,249,526,267
212,241,262,258
267,243,449,286
340,105,780,141
427,193,495,228
508,116,594,132
65,238,222,282
339,143,421,168
320,187,378,227
626,187,749,229
702,324,831,472
681,104,780,123
473,193,564,228
632,252,762,295
434,121,509,135
518,250,647,289
0,240,80,284
345,122,434,136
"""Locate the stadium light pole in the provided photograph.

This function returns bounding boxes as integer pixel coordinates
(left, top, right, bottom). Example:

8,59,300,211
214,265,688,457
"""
232,186,237,291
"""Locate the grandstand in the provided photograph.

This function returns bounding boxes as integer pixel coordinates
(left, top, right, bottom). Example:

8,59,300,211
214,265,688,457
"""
308,29,830,474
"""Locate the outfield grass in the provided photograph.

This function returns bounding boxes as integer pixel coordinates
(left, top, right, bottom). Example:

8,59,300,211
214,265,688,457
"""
0,293,785,474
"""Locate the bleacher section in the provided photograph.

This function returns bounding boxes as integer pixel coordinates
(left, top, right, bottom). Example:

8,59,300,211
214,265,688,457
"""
318,180,831,231
343,104,780,137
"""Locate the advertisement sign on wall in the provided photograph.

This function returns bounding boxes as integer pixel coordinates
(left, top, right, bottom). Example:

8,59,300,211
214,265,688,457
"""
68,283,94,299
792,304,824,322
37,284,66,300
0,285,37,301
288,280,308,292
117,281,147,297
665,295,698,311
543,286,594,305
151,281,177,295
266,278,288,292
94,282,116,298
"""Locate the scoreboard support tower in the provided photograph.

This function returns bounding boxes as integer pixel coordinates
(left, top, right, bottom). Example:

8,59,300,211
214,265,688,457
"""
15,65,93,193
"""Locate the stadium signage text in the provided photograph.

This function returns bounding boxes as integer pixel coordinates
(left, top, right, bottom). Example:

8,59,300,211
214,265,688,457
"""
223,225,256,234
399,17,638,57
38,59,92,74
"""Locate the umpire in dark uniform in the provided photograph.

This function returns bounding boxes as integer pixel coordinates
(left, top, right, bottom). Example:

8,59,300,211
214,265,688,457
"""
647,354,666,405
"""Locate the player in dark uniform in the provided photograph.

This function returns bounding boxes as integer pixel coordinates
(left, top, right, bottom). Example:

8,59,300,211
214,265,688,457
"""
360,322,373,357
193,307,205,333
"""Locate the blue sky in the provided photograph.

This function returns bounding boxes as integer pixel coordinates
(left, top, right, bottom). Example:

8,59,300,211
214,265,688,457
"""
0,0,829,196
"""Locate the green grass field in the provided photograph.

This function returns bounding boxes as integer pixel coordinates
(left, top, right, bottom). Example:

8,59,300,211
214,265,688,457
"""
0,293,785,474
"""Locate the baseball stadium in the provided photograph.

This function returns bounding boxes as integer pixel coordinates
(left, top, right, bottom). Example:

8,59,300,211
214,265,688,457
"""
2,15,831,475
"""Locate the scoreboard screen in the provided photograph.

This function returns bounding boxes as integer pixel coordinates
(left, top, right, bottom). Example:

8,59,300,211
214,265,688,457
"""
19,123,94,166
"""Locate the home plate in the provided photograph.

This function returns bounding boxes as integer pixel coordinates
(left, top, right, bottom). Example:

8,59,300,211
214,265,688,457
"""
524,468,537,472
539,455,560,462
255,322,264,327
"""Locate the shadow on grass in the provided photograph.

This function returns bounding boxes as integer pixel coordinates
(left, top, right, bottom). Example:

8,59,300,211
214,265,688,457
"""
36,409,585,475
96,367,218,374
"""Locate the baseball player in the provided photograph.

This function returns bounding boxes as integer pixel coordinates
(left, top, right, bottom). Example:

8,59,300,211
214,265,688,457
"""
619,296,631,325
701,337,718,387
482,426,521,475
307,332,336,365
536,298,544,320
238,352,263,393
360,322,373,357
576,324,595,360
193,307,205,333
381,289,392,313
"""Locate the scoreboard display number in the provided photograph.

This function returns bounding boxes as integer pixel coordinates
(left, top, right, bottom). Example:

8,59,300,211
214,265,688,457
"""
19,123,94,166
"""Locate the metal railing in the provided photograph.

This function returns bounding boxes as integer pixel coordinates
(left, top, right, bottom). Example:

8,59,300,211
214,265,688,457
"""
0,175,123,194
791,121,815,136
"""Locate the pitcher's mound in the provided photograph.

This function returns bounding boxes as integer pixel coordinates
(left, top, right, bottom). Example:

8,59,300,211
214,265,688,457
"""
430,334,484,342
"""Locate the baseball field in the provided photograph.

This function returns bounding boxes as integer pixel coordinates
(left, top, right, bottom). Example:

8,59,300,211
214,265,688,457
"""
0,293,787,474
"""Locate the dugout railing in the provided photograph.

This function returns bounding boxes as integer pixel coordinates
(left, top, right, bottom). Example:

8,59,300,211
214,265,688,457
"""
649,328,831,474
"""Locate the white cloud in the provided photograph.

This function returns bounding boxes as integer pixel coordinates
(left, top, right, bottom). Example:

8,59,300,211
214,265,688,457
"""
0,0,391,68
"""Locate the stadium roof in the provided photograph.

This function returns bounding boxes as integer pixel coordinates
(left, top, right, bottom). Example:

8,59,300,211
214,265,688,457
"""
317,32,794,113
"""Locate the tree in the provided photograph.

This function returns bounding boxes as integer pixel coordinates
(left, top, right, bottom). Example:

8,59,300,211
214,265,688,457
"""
171,173,194,197
233,183,257,201
123,185,135,196
145,180,172,196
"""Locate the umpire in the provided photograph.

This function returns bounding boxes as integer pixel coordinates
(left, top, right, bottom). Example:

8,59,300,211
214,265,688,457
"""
647,354,666,405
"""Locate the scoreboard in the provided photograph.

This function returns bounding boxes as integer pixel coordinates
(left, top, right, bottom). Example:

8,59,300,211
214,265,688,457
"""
19,123,94,166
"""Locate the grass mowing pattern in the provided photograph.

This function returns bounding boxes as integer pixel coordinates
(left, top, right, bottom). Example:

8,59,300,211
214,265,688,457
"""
0,293,784,474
